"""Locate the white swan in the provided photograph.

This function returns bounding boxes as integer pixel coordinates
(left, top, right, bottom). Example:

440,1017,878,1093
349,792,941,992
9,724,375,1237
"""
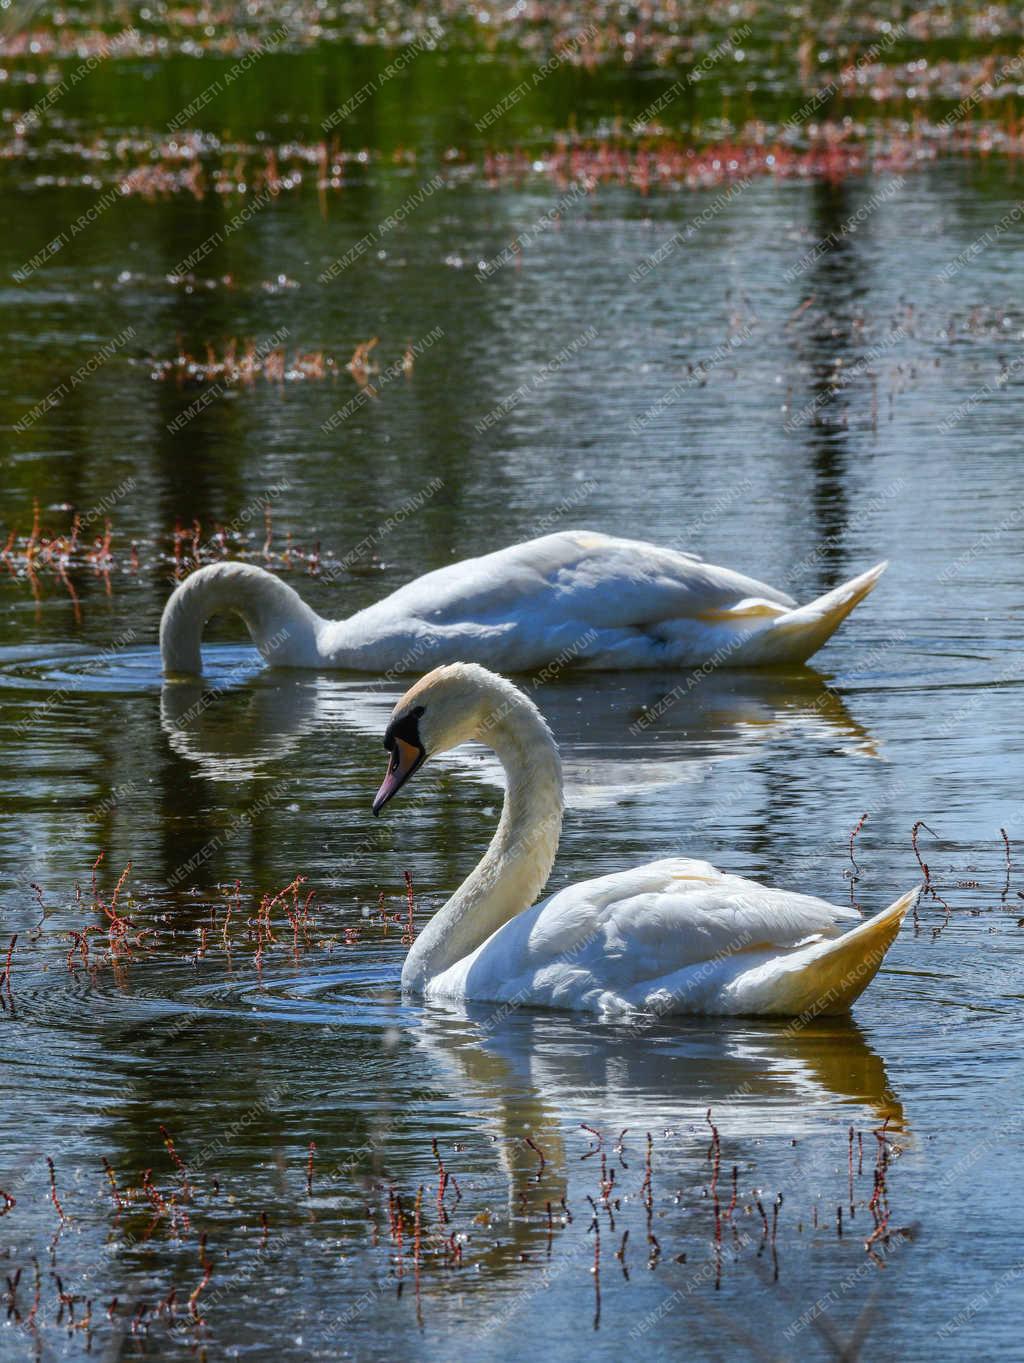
372,663,916,1016
159,530,887,675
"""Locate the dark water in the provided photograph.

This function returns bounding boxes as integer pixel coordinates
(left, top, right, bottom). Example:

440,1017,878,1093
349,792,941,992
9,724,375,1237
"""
3,17,1024,1362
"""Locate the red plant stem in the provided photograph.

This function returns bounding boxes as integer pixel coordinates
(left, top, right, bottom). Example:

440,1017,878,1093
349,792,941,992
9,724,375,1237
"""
223,880,238,948
1,934,16,1000
110,862,131,913
911,820,938,885
67,926,100,973
431,1138,449,1219
402,870,416,945
641,1131,653,1212
848,813,868,876
90,851,105,905
306,1142,316,1196
101,1158,123,1214
47,1157,67,1223
188,1260,212,1321
580,1122,604,1158
707,1109,722,1280
1001,827,1012,901
756,1198,769,1239
706,1109,720,1190
592,1213,601,1329
30,884,46,935
142,1168,166,1215
26,1257,41,1328
525,1135,546,1178
725,1164,738,1222
159,1125,192,1198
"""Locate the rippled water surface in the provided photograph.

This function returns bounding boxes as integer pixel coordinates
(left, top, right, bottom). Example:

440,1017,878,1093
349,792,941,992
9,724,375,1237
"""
3,12,1024,1362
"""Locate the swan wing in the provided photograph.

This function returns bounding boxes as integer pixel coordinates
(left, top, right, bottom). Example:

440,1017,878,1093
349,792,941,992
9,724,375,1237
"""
322,531,882,670
340,532,794,640
436,857,861,1012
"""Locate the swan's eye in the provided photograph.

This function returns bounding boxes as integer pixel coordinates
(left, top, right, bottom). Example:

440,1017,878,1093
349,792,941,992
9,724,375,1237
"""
384,704,426,753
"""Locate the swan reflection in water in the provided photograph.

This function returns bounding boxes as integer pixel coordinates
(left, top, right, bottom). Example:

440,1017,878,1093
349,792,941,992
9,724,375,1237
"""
406,1004,902,1268
159,662,879,798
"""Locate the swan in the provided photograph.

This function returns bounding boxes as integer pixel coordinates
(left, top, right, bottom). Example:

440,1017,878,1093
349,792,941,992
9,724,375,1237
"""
159,530,887,675
372,663,917,1016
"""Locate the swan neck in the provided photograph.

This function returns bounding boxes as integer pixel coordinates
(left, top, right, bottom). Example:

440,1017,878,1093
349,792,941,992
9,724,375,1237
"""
160,563,325,674
401,691,563,990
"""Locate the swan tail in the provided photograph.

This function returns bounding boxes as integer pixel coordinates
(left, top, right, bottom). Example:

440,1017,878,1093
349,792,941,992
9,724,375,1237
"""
728,887,918,1017
735,561,888,665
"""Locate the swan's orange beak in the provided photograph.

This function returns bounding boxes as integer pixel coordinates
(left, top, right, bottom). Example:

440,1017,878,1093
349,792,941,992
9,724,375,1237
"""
373,737,425,815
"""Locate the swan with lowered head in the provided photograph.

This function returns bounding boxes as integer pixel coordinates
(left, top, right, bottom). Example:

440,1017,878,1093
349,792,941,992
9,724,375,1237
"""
373,663,916,1016
160,530,887,675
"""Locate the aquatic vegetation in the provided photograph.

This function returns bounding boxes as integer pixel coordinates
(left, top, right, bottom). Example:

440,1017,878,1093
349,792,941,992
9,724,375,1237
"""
0,829,1016,1355
0,484,426,614
4,105,1024,207
150,337,343,384
0,932,15,1010
0,1070,919,1356
0,0,1019,74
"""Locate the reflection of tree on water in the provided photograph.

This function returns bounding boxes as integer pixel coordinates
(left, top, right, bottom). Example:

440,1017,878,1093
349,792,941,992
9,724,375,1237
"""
786,176,879,590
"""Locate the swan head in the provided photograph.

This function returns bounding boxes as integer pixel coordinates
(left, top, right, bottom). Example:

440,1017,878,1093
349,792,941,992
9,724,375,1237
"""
372,663,533,815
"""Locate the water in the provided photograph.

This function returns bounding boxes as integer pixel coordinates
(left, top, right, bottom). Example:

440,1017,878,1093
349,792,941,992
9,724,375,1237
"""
3,15,1024,1361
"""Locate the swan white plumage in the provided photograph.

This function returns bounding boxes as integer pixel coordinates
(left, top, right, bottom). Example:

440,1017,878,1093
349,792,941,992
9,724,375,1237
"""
372,663,916,1017
159,530,887,675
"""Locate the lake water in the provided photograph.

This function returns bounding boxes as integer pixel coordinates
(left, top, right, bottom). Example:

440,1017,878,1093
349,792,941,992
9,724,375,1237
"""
2,17,1024,1362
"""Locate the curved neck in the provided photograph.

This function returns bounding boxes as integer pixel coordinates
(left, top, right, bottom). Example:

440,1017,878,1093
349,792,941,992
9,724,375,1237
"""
402,685,564,991
160,563,325,674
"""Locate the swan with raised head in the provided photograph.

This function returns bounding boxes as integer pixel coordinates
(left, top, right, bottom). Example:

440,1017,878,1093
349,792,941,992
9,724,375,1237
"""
160,530,887,675
372,663,916,1016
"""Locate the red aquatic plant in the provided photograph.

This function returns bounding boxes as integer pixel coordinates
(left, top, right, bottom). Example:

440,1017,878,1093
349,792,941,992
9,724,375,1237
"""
0,934,15,1009
524,1135,546,1179
188,1234,212,1321
101,1158,124,1216
402,871,417,945
46,1157,67,1223
159,1126,192,1199
848,811,868,877
1000,826,1012,901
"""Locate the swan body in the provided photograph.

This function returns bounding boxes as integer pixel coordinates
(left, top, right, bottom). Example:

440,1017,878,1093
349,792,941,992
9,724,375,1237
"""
160,531,887,675
372,663,916,1017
